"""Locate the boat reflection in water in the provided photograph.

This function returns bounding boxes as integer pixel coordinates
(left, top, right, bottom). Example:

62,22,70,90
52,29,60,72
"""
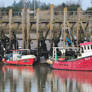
1,65,50,92
52,70,92,92
2,65,35,92
1,64,92,92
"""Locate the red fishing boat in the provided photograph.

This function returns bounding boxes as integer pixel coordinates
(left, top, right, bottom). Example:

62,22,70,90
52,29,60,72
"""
2,49,36,66
47,42,92,71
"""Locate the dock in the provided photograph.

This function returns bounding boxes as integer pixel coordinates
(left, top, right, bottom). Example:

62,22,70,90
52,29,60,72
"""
0,5,92,62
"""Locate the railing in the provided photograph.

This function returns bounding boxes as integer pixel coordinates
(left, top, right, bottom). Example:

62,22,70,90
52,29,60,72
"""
0,10,92,23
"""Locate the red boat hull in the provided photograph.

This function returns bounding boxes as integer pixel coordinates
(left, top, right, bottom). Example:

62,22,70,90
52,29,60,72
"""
2,58,35,66
52,56,92,71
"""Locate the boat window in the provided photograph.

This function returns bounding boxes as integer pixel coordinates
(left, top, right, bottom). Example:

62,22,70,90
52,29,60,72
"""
84,45,86,50
22,50,29,55
88,45,90,50
81,47,84,53
17,51,21,54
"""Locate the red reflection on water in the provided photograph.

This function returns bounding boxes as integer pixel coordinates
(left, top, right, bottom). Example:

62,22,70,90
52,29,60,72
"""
53,70,92,85
2,65,34,73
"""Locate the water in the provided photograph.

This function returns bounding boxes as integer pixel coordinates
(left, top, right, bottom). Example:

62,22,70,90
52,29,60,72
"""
0,64,92,92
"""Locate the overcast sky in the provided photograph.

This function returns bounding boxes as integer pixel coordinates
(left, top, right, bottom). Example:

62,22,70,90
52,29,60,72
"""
0,0,91,10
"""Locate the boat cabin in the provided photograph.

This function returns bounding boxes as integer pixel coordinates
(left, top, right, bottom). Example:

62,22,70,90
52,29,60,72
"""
80,42,92,58
5,49,30,61
52,47,78,61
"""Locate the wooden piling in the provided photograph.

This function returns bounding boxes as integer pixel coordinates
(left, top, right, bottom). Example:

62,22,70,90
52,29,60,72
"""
9,9,13,41
50,4,54,48
26,9,30,49
77,8,81,47
22,8,26,48
63,7,67,47
36,8,40,56
88,21,92,41
0,6,91,52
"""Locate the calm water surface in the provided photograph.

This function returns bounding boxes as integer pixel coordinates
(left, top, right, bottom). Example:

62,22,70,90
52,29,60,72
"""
0,64,92,92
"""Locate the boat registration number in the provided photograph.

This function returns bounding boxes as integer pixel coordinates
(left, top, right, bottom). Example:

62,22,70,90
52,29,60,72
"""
24,60,29,62
85,57,90,60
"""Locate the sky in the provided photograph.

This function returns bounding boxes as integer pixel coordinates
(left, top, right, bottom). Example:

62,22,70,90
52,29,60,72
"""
0,0,91,10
